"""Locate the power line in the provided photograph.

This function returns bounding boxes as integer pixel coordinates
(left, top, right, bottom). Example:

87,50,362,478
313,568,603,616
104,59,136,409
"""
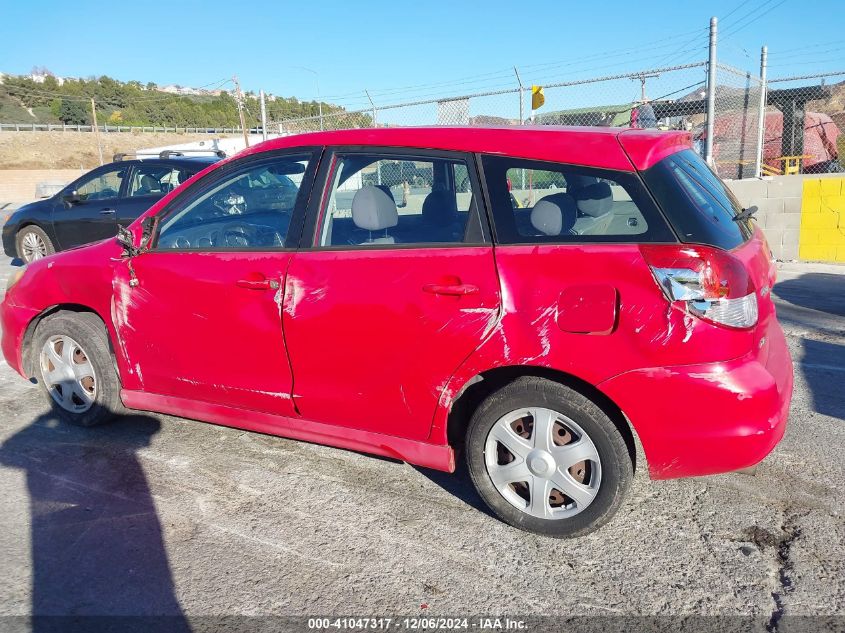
721,0,756,21
721,0,788,39
333,48,709,110
321,28,709,103
767,39,845,56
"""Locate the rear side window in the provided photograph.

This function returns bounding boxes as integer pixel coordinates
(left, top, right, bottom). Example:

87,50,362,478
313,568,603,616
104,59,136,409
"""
129,164,195,197
481,156,675,244
317,153,482,248
642,149,754,250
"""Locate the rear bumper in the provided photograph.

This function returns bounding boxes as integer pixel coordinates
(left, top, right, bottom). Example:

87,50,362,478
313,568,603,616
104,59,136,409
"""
1,297,37,377
598,324,794,480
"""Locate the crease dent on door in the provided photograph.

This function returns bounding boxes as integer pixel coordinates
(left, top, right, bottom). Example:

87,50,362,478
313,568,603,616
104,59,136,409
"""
282,247,501,442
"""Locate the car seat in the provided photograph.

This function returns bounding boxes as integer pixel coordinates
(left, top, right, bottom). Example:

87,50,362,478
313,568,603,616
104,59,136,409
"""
421,190,461,242
530,193,577,236
137,174,162,195
569,181,614,236
352,185,398,245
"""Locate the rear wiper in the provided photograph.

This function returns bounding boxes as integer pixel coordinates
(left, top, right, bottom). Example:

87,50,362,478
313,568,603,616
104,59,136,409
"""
733,205,758,222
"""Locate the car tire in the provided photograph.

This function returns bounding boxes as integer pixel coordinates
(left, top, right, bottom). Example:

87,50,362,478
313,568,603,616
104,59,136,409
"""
32,312,124,427
16,225,55,263
465,376,632,538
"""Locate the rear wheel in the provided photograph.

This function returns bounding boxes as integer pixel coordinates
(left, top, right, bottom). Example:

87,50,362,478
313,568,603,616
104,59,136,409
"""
16,226,55,263
466,377,632,537
33,312,124,427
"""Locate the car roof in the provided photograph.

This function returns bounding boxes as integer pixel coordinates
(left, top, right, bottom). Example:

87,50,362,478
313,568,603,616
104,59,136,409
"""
244,126,691,172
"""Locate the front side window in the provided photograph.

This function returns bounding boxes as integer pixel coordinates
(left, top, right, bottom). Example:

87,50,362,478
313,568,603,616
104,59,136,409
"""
156,154,311,250
482,155,675,244
317,153,480,248
74,167,126,201
129,164,197,197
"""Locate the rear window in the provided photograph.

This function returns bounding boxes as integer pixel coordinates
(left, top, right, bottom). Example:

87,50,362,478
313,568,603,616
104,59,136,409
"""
642,149,754,250
481,155,675,244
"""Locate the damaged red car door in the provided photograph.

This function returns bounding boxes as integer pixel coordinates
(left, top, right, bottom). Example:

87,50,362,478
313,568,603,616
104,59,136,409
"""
282,148,501,441
113,151,318,416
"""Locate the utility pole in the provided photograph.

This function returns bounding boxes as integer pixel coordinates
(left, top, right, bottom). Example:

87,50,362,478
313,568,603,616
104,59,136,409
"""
631,73,659,102
233,75,250,148
365,89,377,128
513,67,526,190
754,46,768,178
513,67,525,125
365,90,380,184
90,98,103,165
704,16,718,166
259,89,268,142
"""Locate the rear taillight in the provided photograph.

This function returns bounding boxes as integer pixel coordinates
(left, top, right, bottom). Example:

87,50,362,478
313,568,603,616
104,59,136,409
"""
640,245,758,329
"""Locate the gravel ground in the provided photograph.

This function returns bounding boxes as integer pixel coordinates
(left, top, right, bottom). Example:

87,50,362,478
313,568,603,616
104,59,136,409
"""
0,256,842,629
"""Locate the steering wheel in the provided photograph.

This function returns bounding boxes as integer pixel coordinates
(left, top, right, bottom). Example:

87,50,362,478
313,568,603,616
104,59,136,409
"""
222,223,251,248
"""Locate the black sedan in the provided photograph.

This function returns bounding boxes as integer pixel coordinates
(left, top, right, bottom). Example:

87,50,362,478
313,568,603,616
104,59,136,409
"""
3,153,220,263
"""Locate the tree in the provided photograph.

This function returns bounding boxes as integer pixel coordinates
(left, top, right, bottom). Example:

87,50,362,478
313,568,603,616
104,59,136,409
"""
58,100,88,125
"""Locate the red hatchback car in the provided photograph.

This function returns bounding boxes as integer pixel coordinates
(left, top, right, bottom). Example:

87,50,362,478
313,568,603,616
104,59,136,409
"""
1,127,793,537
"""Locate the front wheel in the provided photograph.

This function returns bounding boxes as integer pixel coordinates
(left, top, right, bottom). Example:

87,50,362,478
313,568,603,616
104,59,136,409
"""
33,312,124,427
16,225,55,263
466,377,632,538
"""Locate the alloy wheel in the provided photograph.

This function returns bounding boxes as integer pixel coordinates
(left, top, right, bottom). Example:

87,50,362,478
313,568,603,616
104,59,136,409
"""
39,335,98,413
21,231,48,262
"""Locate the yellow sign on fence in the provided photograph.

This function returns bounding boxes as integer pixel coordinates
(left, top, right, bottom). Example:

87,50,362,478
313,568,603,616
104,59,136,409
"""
799,178,845,263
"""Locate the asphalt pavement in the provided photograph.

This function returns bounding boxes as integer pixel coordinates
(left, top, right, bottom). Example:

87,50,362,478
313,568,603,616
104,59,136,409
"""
0,255,842,629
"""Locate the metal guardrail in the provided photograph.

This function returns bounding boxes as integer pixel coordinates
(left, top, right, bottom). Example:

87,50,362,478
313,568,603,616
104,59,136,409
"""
0,123,249,134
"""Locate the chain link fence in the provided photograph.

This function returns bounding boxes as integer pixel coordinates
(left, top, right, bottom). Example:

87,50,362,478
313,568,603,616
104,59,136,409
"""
707,63,765,179
264,59,845,181
268,63,710,133
763,70,845,176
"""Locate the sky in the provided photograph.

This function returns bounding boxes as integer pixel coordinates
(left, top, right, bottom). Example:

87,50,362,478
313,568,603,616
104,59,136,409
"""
1,0,843,115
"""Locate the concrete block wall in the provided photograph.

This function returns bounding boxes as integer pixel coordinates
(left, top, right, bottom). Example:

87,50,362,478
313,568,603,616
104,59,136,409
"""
798,178,845,263
725,173,843,262
0,169,83,204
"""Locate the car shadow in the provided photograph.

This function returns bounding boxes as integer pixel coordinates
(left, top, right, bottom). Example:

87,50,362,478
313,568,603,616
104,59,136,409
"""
774,272,845,319
413,456,495,518
774,272,845,423
0,411,191,632
798,338,845,422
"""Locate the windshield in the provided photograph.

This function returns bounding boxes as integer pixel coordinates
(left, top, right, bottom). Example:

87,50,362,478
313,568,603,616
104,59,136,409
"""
642,149,754,250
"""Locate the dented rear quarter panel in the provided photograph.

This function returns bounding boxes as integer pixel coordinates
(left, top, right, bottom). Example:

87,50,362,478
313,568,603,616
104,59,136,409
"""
428,243,757,444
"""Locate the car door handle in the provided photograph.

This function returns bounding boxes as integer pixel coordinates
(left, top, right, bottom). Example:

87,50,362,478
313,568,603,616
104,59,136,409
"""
99,208,116,215
422,283,479,296
236,278,280,290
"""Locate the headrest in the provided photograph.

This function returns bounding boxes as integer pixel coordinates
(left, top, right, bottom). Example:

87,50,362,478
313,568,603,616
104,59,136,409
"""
570,182,613,218
374,184,395,202
140,174,159,191
565,174,599,191
530,193,577,236
352,186,398,231
422,190,458,225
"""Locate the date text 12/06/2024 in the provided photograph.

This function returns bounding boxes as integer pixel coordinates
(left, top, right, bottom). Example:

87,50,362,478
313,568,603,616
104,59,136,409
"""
307,617,528,630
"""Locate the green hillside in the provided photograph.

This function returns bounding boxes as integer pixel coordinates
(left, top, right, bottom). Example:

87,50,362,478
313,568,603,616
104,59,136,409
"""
0,74,366,128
